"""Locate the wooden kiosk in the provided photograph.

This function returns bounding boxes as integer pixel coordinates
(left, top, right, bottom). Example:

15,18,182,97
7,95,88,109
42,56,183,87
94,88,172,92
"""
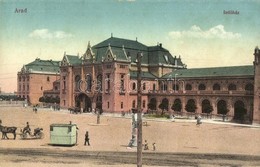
50,123,78,146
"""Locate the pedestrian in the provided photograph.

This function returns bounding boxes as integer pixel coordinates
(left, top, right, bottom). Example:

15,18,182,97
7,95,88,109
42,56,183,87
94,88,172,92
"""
196,115,202,126
144,140,149,150
33,106,37,113
152,142,156,151
84,131,90,146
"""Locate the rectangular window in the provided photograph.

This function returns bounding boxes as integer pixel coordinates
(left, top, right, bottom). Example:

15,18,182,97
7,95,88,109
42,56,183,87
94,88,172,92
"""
63,100,66,106
142,100,146,108
120,65,126,68
106,74,110,91
27,85,29,91
63,81,66,90
106,65,112,69
47,76,50,82
107,102,109,109
120,74,125,91
121,102,123,109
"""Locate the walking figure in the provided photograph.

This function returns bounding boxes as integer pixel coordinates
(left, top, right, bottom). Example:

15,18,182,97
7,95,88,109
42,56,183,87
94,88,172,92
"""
33,106,37,113
84,131,90,146
152,142,156,151
196,115,202,126
144,140,149,150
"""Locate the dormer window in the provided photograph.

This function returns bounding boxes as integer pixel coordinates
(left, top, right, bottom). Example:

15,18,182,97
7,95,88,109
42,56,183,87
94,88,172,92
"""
164,55,169,63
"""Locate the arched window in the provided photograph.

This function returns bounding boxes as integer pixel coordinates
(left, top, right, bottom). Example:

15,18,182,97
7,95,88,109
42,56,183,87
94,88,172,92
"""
234,100,246,121
185,84,192,90
153,83,156,91
143,82,146,91
163,84,168,91
132,82,136,91
97,74,102,92
202,99,212,113
245,83,253,91
217,100,228,115
172,98,182,112
148,98,157,110
185,99,197,113
213,83,221,90
75,75,81,91
173,84,179,91
228,83,236,91
198,84,206,90
86,74,92,91
159,98,169,111
160,81,167,91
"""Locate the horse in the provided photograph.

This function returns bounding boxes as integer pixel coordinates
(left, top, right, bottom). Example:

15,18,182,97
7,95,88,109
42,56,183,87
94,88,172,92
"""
68,107,81,114
0,125,17,140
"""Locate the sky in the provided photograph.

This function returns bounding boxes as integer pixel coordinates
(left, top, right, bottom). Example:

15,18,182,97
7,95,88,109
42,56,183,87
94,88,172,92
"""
0,0,259,93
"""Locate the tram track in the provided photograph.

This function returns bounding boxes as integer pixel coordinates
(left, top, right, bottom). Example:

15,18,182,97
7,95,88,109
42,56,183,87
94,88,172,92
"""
0,148,260,166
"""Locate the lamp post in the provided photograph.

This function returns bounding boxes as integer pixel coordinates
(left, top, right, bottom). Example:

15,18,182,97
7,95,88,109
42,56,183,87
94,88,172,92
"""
136,52,143,167
174,74,178,93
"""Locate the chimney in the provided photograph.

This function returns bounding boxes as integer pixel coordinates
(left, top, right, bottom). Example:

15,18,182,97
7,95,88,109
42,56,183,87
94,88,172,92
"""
159,43,162,48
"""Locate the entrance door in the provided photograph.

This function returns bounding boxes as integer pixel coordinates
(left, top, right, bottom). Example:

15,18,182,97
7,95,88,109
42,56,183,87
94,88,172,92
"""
76,93,92,112
234,100,246,122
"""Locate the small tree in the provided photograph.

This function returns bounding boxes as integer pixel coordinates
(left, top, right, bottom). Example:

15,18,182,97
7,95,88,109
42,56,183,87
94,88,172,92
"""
171,100,182,112
159,99,168,115
148,102,156,111
202,102,213,118
185,100,197,113
218,105,229,115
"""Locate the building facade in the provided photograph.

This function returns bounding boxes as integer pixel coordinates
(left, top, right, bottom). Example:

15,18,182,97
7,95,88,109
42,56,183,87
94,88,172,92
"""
17,58,60,105
59,36,259,124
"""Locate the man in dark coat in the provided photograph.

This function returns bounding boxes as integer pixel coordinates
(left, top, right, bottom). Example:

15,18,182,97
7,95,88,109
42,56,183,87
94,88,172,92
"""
84,131,90,146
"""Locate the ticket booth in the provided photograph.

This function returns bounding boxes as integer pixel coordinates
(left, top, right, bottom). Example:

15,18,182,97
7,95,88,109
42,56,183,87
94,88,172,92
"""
50,124,78,146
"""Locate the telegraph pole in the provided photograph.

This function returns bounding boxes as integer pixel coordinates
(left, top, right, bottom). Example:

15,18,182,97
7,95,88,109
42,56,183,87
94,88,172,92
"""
136,52,143,167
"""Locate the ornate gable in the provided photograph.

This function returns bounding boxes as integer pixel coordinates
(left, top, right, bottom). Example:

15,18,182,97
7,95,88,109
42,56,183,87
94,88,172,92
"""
21,65,27,73
61,52,70,66
83,42,95,62
103,45,116,62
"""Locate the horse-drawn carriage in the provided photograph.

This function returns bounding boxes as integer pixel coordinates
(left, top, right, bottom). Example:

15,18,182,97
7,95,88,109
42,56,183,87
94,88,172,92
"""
0,124,44,140
19,127,44,139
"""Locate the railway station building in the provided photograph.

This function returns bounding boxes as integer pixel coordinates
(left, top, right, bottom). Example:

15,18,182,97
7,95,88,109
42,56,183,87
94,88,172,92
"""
58,36,260,124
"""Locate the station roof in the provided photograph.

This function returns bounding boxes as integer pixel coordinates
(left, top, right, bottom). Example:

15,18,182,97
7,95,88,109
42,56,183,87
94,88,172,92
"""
66,55,82,65
162,65,254,79
130,71,157,79
22,58,60,74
